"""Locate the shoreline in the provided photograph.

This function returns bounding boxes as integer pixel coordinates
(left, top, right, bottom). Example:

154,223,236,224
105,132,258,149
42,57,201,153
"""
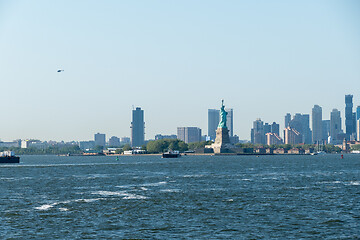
15,152,346,156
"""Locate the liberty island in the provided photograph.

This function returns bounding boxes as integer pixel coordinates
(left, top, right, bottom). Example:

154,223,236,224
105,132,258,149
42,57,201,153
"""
208,100,234,153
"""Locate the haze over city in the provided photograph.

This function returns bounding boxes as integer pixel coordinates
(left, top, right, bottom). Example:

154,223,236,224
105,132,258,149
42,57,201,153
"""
0,0,359,141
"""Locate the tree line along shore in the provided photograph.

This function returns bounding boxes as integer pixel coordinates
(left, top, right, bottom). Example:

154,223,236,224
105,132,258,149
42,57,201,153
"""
2,139,358,155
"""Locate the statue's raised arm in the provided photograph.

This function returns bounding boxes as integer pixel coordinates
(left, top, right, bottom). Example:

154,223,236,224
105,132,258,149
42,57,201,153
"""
218,99,227,128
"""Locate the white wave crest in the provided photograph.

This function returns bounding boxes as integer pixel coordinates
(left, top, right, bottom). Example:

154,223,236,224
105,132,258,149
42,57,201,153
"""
91,191,126,196
75,198,103,203
35,204,56,210
92,191,148,200
160,189,180,193
123,193,148,199
182,174,204,178
142,181,167,187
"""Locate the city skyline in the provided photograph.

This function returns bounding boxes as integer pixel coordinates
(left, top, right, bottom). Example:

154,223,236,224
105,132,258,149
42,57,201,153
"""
1,1,359,141
1,95,360,143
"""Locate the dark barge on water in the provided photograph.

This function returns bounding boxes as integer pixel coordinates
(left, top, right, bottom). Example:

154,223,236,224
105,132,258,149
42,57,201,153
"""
0,151,20,163
162,151,181,158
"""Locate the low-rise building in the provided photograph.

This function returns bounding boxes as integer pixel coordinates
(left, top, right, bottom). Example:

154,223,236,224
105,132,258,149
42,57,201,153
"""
123,149,146,155
273,148,287,154
0,140,21,148
288,148,305,154
21,140,49,149
155,134,177,140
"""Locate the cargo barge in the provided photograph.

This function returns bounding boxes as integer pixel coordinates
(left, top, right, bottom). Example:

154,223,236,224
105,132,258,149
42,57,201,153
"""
162,151,181,158
0,151,20,163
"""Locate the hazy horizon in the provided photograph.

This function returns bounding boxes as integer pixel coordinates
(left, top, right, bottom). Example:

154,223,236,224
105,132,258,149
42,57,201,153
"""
1,0,359,142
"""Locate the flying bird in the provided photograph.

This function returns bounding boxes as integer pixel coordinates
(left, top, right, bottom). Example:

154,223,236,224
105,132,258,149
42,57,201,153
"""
57,69,64,72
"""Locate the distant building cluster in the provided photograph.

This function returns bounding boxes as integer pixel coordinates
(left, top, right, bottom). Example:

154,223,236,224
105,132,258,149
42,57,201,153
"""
251,119,281,145
250,94,360,146
0,139,79,150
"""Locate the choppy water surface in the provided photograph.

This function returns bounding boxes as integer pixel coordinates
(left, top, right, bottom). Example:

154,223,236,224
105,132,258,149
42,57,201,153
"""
0,154,359,239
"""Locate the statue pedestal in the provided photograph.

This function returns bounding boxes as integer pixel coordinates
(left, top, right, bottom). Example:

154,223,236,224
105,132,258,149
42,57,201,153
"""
210,127,234,153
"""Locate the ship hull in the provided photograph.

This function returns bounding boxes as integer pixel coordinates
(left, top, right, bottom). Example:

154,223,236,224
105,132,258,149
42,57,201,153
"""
0,156,20,163
162,153,181,158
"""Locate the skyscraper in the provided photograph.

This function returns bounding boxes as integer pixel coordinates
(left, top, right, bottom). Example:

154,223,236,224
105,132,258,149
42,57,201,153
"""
289,113,312,144
345,94,354,140
251,118,265,144
271,122,280,136
322,120,330,142
94,133,106,147
208,109,220,141
264,123,271,135
357,120,360,141
312,105,322,143
131,107,145,147
330,109,342,143
357,106,360,141
177,127,201,143
226,108,233,137
353,112,357,140
285,113,291,128
302,114,312,144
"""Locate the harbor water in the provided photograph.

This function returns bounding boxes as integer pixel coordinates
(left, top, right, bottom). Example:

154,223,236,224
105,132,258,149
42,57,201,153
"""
0,154,359,239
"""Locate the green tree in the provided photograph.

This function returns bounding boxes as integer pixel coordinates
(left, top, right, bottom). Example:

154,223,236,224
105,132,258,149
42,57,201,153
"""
235,143,256,148
146,139,188,153
94,145,104,152
122,144,132,151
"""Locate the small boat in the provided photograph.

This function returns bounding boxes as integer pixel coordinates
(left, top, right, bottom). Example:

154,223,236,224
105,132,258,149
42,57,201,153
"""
162,150,181,158
0,151,20,163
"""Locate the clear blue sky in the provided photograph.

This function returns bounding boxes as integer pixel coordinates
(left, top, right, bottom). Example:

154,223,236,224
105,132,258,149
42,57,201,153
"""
0,0,359,141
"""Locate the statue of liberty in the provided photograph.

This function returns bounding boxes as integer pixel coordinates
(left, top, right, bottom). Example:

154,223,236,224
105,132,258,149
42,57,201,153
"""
218,99,227,128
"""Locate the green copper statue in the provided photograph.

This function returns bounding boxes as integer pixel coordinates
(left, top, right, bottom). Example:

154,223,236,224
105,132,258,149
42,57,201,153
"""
218,99,227,128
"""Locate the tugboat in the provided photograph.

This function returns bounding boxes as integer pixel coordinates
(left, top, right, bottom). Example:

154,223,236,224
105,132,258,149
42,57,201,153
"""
162,150,181,158
0,151,20,163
